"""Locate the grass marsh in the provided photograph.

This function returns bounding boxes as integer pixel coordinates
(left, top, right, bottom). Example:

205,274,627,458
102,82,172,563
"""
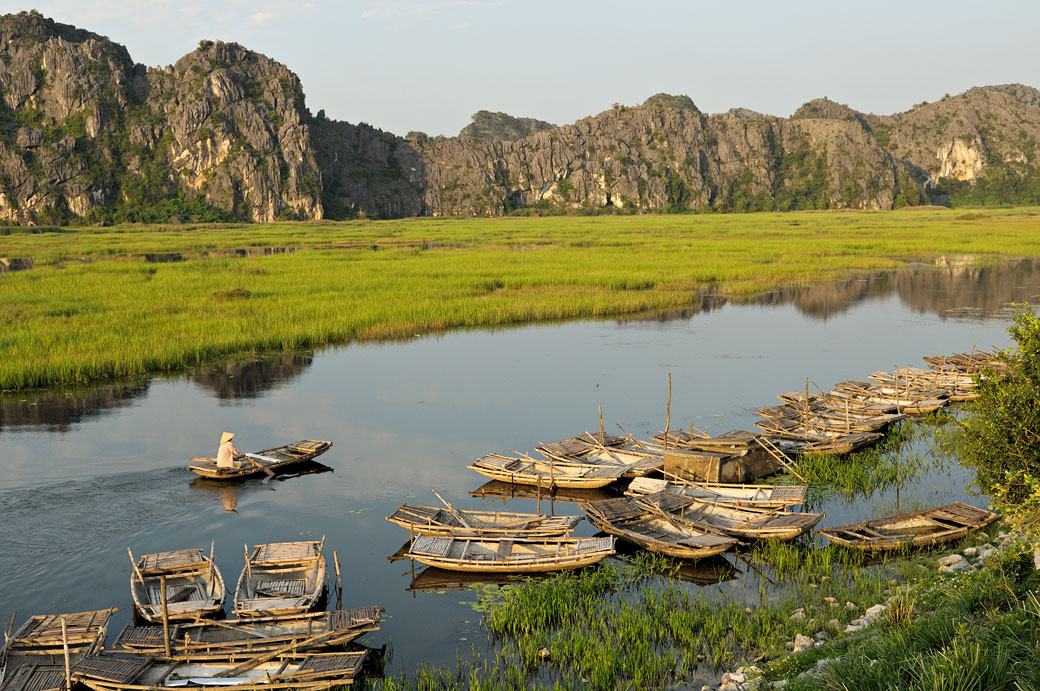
3,207,1040,390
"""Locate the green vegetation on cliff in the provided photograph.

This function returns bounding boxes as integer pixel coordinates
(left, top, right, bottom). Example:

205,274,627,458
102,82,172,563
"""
3,207,1040,390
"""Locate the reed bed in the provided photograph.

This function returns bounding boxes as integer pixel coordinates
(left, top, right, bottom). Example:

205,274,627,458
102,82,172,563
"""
3,208,1040,390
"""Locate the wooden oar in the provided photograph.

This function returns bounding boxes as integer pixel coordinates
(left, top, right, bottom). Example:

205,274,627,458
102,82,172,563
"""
431,490,473,529
240,453,276,481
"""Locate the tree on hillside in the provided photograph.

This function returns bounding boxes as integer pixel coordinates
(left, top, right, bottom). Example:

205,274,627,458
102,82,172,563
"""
959,306,1040,534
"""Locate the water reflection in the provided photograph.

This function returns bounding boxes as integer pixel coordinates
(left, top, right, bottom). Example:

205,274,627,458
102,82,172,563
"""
0,381,149,432
188,353,314,400
469,480,620,506
188,461,334,512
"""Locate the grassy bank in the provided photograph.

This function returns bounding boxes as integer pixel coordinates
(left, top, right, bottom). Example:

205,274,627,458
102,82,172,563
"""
2,207,1040,390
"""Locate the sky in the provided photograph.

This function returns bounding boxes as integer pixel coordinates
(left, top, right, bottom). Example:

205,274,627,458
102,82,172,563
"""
11,1,1040,137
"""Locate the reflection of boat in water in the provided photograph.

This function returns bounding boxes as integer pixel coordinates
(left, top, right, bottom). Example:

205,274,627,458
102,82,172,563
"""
610,549,740,587
469,479,619,506
188,440,333,481
405,565,554,592
189,462,333,511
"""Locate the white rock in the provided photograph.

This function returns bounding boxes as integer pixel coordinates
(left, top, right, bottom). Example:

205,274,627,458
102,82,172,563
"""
845,623,864,633
749,666,762,675
823,596,838,606
719,683,739,691
864,604,886,618
962,546,978,558
728,672,746,684
793,634,814,653
939,560,971,574
736,666,746,675
1035,548,1040,571
814,630,829,641
789,609,806,623
827,618,841,631
845,601,857,610
938,554,966,568
770,682,788,689
998,531,1009,540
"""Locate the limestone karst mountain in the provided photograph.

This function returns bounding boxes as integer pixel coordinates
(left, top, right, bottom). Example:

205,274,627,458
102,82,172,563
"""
1,10,1039,223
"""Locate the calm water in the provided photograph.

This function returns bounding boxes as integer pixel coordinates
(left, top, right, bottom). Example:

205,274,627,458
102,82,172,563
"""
2,259,1039,675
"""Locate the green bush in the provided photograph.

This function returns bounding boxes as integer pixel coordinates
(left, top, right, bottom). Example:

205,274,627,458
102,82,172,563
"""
959,305,1040,532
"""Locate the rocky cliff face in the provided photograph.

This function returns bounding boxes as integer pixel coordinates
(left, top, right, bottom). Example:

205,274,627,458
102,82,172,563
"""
0,11,322,224
1,11,1040,224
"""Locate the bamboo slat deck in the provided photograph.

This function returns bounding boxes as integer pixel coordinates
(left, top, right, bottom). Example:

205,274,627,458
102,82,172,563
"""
625,477,807,510
581,498,738,559
113,607,380,661
468,453,627,489
637,491,823,541
386,504,581,538
815,502,999,551
187,440,333,480
71,651,366,691
1,610,115,691
406,535,615,573
0,663,67,691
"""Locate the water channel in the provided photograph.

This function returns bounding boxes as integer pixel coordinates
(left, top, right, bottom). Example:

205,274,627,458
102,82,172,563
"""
2,258,1039,678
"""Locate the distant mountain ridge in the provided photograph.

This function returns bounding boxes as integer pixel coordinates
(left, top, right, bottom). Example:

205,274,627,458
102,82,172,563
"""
2,10,1040,224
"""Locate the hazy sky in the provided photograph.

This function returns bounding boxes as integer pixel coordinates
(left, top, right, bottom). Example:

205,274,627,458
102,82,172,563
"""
16,1,1040,137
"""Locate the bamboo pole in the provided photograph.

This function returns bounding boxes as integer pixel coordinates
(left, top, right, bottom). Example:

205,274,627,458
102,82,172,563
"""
127,548,146,585
432,489,472,528
61,617,71,691
160,575,172,658
207,539,215,597
599,404,604,444
333,550,342,611
664,373,672,453
754,436,806,483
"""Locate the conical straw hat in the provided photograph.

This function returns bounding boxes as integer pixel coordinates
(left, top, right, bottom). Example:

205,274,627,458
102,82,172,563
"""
220,432,235,444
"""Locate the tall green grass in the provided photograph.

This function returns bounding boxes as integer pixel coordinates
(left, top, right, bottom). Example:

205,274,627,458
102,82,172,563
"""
3,207,1040,389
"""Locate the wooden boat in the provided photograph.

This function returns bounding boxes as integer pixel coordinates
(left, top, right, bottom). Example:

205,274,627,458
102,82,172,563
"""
535,433,664,478
187,440,333,480
832,381,949,414
405,535,615,573
635,491,823,541
923,350,1005,374
869,368,978,402
625,477,807,510
113,607,380,662
71,650,366,691
753,422,883,455
234,540,327,618
581,498,737,559
757,403,904,433
778,390,901,416
468,452,627,489
129,547,225,623
386,503,581,538
815,502,999,551
1,609,115,691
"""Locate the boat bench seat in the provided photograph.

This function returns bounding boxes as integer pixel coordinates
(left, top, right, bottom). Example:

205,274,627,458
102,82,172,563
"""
254,578,307,598
496,540,514,560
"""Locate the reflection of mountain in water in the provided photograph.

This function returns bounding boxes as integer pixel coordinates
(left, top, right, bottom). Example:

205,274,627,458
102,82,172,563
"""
784,258,1040,320
0,381,149,432
188,353,314,400
623,258,1040,324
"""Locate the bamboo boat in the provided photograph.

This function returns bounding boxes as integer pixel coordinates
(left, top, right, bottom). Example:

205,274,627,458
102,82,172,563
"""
625,477,807,510
581,498,738,559
778,390,901,416
757,403,905,433
535,433,664,478
129,548,225,623
187,440,333,480
831,381,949,414
405,535,615,573
234,540,327,619
113,607,380,662
923,350,1005,374
468,453,627,489
869,368,978,402
752,422,883,455
71,650,366,691
815,502,999,551
386,503,581,538
635,491,823,541
1,609,115,691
